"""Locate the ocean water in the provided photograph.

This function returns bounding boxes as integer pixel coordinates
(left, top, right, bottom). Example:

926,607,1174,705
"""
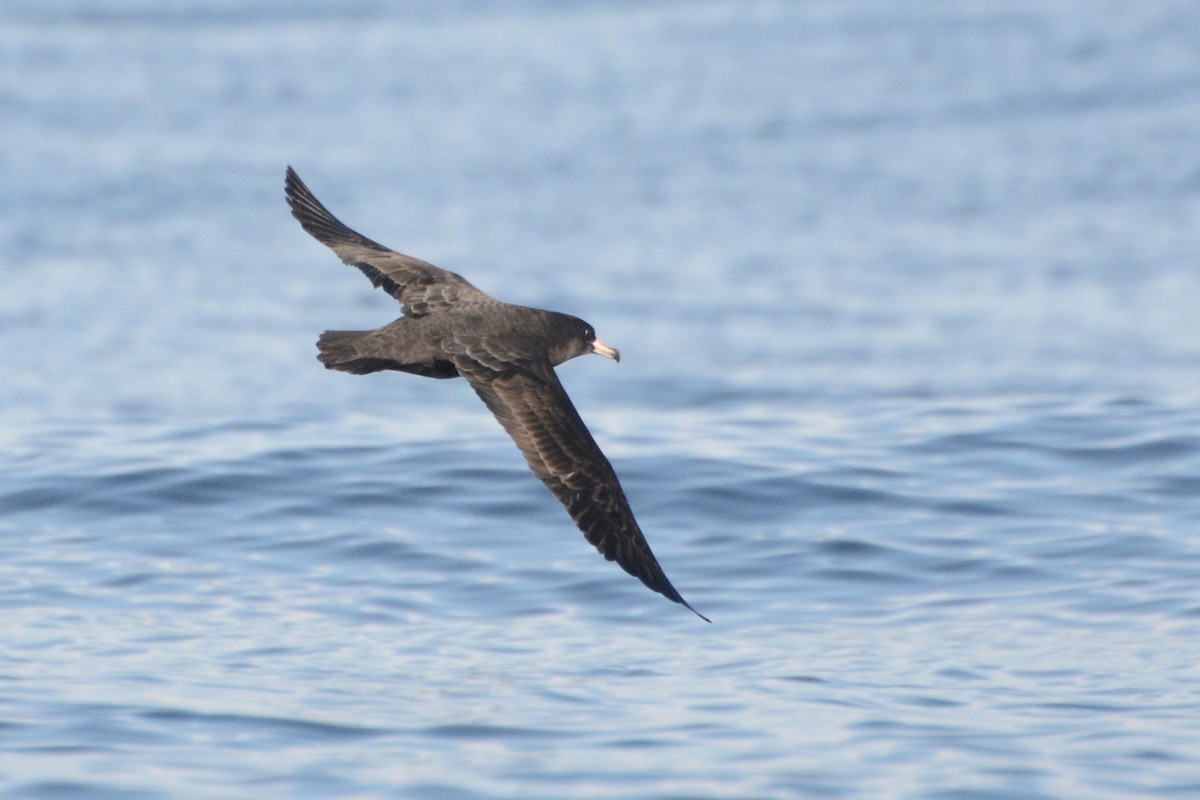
3,1,1200,798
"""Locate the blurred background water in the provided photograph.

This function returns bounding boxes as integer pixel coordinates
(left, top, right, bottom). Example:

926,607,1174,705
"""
3,1,1200,798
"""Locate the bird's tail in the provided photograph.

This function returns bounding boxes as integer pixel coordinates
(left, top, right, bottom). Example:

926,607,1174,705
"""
317,330,394,375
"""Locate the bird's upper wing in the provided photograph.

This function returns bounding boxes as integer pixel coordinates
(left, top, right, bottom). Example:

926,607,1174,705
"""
456,355,707,620
285,166,491,316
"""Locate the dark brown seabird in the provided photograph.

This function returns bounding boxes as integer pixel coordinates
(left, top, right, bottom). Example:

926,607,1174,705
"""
285,167,708,622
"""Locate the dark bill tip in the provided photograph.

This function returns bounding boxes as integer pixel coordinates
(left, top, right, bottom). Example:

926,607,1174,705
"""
591,339,620,362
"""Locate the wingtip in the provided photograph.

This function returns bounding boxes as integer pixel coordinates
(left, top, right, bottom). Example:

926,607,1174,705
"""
654,567,709,622
283,166,391,256
283,165,303,209
642,558,709,622
660,576,710,622
284,165,307,206
681,599,711,623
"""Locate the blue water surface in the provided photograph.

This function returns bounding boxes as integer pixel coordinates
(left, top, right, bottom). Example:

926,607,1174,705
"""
3,1,1200,798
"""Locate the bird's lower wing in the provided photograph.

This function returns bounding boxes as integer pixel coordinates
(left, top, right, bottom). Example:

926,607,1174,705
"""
459,359,705,619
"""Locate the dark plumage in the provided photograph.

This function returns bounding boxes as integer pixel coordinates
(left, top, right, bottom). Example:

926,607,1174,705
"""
285,166,707,621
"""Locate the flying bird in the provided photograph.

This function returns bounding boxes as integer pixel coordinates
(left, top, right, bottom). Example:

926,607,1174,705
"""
285,167,707,621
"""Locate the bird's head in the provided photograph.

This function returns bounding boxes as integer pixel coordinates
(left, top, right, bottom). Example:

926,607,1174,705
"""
548,313,621,366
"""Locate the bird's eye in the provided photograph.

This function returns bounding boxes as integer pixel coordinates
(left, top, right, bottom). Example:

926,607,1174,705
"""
584,326,594,340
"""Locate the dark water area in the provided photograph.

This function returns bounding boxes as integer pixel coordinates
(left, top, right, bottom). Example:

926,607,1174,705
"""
3,2,1200,798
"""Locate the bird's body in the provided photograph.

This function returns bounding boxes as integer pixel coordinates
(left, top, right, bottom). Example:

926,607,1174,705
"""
285,167,706,621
